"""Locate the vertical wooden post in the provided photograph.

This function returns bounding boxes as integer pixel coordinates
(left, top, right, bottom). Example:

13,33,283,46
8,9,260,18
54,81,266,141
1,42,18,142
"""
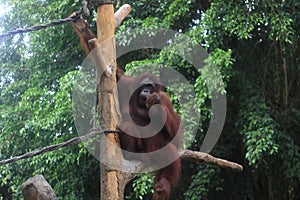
71,4,132,199
96,3,122,200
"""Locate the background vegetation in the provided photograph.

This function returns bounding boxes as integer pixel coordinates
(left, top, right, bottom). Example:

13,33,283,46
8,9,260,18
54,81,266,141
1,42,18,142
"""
0,0,299,199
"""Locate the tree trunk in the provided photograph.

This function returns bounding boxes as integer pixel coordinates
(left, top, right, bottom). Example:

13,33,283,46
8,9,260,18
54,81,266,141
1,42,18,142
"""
96,4,122,200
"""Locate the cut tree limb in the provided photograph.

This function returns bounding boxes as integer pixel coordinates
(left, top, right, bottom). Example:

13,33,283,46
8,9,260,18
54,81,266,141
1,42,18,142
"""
179,149,243,171
114,4,131,28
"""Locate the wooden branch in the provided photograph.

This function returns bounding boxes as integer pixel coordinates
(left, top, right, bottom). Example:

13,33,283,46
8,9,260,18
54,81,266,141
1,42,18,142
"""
179,149,243,171
119,149,243,187
114,4,131,28
120,150,243,174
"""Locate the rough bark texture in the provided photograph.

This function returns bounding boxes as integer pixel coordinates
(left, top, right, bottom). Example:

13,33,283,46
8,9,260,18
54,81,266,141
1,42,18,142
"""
22,175,57,200
96,4,123,200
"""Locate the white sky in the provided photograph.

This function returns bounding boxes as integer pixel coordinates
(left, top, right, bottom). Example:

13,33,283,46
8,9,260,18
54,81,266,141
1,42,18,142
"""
0,5,3,34
0,4,12,33
0,4,4,17
0,4,5,32
0,4,12,19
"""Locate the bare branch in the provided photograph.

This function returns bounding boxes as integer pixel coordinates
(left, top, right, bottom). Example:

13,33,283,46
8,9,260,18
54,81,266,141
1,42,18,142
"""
117,149,243,187
114,4,131,29
179,149,243,171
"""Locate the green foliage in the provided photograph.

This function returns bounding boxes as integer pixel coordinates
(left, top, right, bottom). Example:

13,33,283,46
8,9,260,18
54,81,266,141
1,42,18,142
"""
0,0,99,199
237,93,279,165
126,174,154,200
266,3,295,43
200,49,234,95
184,165,224,200
163,0,195,28
200,0,296,48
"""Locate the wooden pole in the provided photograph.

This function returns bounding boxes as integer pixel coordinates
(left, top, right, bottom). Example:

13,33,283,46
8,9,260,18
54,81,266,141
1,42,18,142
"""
71,4,132,199
96,3,122,200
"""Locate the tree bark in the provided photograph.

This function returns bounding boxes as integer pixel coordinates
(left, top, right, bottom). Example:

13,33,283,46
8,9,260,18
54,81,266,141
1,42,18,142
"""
96,4,122,200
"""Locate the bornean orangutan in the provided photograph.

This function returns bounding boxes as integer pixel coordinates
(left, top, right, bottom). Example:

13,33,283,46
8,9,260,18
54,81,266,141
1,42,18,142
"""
117,69,183,200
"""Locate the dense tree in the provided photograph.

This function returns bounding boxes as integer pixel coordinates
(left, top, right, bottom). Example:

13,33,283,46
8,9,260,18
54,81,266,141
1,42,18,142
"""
0,0,299,199
0,0,99,199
